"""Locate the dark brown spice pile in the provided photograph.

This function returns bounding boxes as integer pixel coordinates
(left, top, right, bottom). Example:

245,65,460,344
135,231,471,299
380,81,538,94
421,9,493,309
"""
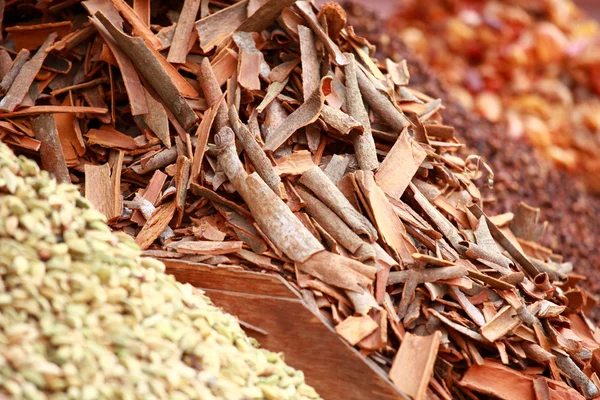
344,1,600,318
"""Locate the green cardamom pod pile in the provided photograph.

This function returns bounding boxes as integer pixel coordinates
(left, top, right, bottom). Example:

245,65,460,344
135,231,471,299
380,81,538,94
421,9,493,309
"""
0,141,320,400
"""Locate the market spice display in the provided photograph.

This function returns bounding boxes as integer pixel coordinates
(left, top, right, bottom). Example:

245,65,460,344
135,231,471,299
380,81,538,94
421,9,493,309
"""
1,0,600,398
344,1,600,320
0,141,319,399
387,0,600,191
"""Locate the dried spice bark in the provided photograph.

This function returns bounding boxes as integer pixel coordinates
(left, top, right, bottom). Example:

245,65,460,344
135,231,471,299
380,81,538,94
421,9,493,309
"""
1,0,600,398
344,2,600,322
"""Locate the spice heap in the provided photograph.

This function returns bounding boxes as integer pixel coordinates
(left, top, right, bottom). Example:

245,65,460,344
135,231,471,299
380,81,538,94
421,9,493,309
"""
386,0,600,191
1,0,600,398
0,141,319,399
345,1,600,320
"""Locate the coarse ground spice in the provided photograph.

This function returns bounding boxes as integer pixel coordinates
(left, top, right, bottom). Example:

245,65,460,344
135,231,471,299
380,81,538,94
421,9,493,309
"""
345,2,600,319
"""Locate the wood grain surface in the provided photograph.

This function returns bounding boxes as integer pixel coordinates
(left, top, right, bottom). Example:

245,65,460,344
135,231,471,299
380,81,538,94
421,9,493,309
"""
164,260,406,400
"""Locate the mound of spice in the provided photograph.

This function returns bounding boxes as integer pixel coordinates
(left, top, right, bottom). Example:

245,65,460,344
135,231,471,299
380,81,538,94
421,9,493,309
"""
345,1,600,322
386,0,600,191
1,0,600,398
0,141,319,399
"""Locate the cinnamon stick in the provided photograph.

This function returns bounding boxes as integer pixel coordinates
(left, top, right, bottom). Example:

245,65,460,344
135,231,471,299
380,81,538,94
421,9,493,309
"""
345,53,378,171
31,114,70,184
300,165,377,241
355,65,410,133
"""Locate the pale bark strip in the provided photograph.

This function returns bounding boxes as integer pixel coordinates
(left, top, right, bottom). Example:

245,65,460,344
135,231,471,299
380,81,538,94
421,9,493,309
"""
0,34,56,112
31,114,70,184
345,53,378,170
355,65,410,133
167,0,202,63
296,186,364,254
300,165,378,241
229,107,282,195
95,12,198,130
263,76,332,152
198,58,230,133
245,173,324,262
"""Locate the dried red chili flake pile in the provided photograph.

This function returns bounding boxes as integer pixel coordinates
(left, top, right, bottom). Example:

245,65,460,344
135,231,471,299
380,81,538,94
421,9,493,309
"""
2,0,600,398
386,0,600,191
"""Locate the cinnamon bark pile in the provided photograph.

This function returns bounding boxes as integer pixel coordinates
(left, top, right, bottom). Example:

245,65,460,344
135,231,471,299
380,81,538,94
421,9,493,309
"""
1,0,600,398
344,1,600,323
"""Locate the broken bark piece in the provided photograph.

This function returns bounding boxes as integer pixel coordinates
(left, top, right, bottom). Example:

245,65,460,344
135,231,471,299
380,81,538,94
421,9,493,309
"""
335,315,378,346
460,360,535,400
84,163,114,219
295,1,348,66
300,165,377,241
195,1,248,52
198,58,229,133
238,0,298,33
135,201,176,250
376,129,426,199
108,150,124,221
389,332,441,400
297,250,374,292
245,173,323,262
167,0,202,64
296,186,364,254
88,17,148,116
0,49,30,97
214,127,249,195
174,240,243,255
388,265,467,285
510,202,547,242
133,0,150,26
245,172,324,262
233,32,264,91
355,66,410,133
345,53,378,171
386,58,410,86
263,76,332,152
322,154,349,185
320,105,363,135
410,183,464,251
131,170,167,225
95,12,198,131
141,88,171,148
480,306,520,343
274,150,315,176
354,170,413,263
468,204,540,278
191,93,225,183
86,127,138,150
0,34,56,112
7,22,72,51
299,25,320,100
174,155,191,225
31,114,70,184
111,0,163,49
229,107,282,195
132,147,178,175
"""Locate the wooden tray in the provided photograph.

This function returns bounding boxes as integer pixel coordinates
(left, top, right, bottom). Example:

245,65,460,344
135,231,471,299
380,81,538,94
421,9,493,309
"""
164,259,406,400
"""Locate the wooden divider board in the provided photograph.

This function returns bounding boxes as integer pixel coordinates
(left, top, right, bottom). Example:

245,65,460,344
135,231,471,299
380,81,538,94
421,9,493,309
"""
164,259,406,400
